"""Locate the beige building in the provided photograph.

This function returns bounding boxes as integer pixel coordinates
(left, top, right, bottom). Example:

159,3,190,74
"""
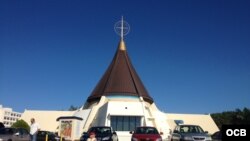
21,110,75,131
0,105,22,127
21,19,219,141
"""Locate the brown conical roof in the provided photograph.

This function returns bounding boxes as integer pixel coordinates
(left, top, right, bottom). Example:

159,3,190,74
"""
87,39,153,103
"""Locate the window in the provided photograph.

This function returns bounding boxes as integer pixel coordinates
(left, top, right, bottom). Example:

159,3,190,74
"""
135,127,159,134
88,127,111,134
111,116,141,131
179,125,204,133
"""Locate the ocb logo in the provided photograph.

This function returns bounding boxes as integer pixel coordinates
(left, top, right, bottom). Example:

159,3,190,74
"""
222,125,250,141
226,129,246,136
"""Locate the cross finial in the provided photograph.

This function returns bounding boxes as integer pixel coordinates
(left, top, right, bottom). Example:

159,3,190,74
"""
121,16,124,39
114,16,130,40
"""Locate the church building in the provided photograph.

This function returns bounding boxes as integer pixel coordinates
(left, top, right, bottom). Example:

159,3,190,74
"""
21,18,219,141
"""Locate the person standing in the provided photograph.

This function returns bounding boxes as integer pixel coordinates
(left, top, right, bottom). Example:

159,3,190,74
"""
87,132,97,141
30,118,40,141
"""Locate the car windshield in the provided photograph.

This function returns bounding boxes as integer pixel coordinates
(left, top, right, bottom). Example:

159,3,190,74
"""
88,127,111,134
179,125,204,133
135,127,159,134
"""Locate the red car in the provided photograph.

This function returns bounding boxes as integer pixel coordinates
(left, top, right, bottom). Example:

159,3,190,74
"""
130,126,163,141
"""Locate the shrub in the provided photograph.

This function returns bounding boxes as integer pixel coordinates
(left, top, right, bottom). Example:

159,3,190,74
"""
11,119,30,131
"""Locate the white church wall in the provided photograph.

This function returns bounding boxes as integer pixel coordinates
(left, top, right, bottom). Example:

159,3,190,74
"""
145,103,171,140
152,111,171,140
106,101,144,116
93,103,108,126
82,96,108,132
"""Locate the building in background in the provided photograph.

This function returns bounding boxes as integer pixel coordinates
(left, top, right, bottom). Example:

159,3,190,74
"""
0,105,22,127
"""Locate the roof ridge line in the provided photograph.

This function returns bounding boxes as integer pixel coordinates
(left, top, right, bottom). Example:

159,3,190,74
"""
123,49,140,95
102,48,119,94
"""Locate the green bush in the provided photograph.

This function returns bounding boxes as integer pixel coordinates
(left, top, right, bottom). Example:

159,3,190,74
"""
211,107,250,129
11,119,30,132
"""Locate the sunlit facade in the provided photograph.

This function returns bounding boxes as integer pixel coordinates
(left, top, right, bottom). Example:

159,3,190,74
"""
0,105,22,127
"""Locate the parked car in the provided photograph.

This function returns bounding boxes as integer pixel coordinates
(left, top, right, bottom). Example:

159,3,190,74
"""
0,127,30,141
37,130,65,141
0,122,4,129
130,126,163,141
171,124,212,141
80,126,118,141
211,131,221,141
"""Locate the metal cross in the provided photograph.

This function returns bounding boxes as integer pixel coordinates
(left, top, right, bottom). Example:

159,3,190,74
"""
114,16,130,39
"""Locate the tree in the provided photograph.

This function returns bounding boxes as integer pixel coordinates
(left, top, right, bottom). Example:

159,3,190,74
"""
11,119,30,131
242,107,250,124
211,107,250,129
68,105,78,111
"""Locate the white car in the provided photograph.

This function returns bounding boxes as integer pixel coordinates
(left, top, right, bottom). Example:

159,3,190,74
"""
171,124,212,141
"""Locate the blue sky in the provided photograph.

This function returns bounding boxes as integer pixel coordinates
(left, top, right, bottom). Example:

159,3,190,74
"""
0,0,249,114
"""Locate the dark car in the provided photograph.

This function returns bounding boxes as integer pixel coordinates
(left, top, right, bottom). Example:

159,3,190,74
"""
37,130,65,141
171,124,212,141
211,131,221,141
130,126,163,141
0,127,30,141
0,122,4,129
80,126,118,141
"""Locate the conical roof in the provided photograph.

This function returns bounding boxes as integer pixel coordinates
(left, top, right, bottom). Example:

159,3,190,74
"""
87,39,153,103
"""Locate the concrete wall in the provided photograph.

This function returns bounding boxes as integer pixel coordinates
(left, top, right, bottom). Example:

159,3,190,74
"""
20,99,219,141
21,110,75,132
148,103,171,140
